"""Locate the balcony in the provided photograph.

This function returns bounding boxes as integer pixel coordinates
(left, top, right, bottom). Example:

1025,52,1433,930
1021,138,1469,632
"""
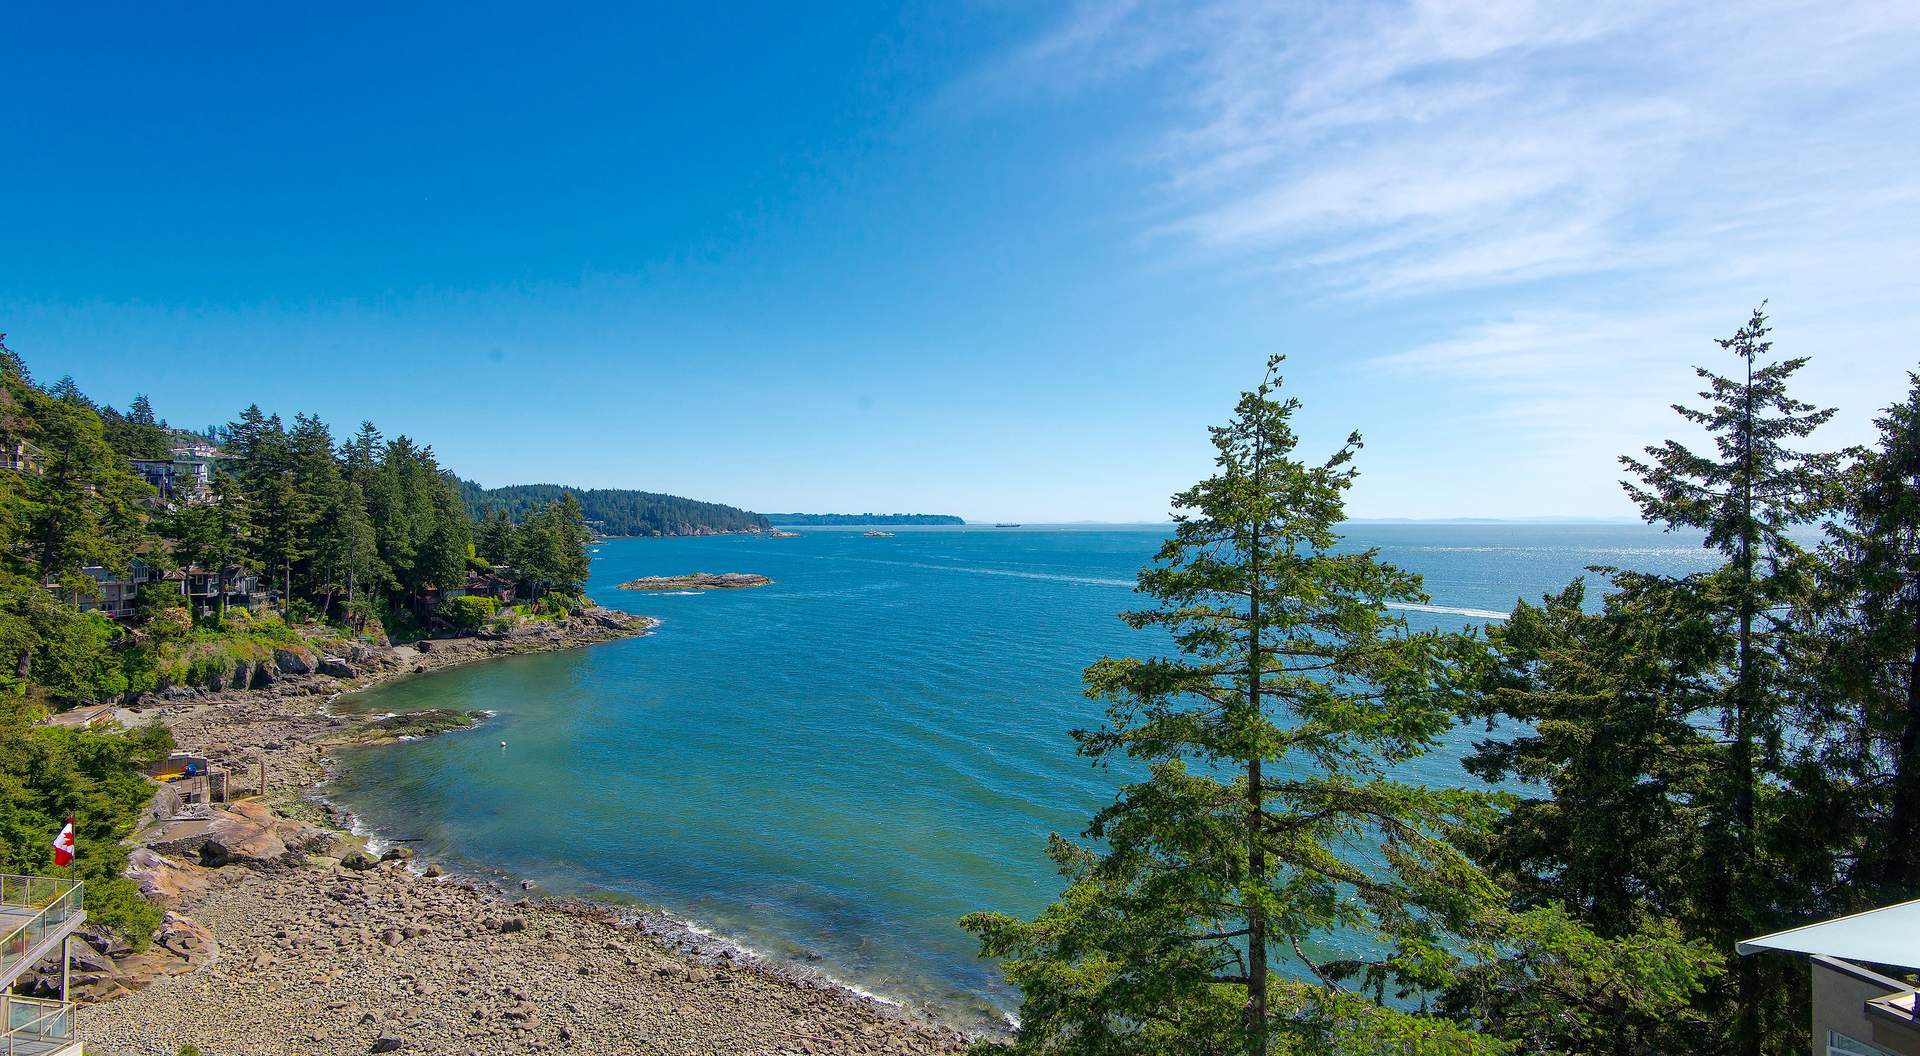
0,996,77,1056
0,876,85,990
0,876,85,1056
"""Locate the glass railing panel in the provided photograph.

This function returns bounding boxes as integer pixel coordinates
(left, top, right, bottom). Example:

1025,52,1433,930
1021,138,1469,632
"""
0,877,83,978
0,998,75,1047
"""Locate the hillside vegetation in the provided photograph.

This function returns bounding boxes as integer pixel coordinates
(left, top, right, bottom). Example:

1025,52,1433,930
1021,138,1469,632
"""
0,335,599,943
460,481,769,536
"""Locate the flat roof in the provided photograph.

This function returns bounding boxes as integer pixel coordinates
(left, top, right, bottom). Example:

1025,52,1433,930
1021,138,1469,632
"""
1740,898,1920,970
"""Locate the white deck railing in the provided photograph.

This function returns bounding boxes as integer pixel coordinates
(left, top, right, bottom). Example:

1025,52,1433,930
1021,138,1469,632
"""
0,995,75,1055
0,876,83,981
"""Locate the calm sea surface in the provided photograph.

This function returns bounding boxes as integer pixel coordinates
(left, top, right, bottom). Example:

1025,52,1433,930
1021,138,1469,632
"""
327,523,1717,1029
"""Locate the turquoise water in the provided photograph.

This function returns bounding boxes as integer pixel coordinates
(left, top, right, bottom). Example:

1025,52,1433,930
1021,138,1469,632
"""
326,523,1716,1029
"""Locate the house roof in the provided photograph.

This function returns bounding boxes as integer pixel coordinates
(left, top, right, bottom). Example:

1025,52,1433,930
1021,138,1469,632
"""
1739,898,1920,970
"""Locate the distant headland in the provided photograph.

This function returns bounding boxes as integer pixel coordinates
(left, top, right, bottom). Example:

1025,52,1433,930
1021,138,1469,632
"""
462,481,770,536
764,513,965,526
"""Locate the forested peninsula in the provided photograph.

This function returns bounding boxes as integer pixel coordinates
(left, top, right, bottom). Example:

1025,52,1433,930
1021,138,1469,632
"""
461,481,770,537
765,513,965,525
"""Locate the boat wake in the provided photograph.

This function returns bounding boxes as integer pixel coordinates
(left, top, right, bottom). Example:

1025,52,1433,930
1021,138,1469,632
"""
1387,601,1510,621
816,553,1508,618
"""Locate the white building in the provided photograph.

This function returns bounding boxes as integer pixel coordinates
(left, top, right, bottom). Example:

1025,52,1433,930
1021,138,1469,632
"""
1742,899,1920,1055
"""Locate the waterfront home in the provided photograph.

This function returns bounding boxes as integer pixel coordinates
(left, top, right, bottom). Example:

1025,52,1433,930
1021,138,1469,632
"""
67,560,164,619
60,561,266,619
169,564,268,616
461,568,518,605
1741,900,1920,1054
0,872,91,1056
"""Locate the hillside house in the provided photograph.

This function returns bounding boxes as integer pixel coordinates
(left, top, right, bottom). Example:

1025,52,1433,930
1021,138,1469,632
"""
60,561,267,620
1,437,40,474
1742,900,1920,1055
68,560,164,619
461,568,518,605
167,565,268,616
128,451,215,506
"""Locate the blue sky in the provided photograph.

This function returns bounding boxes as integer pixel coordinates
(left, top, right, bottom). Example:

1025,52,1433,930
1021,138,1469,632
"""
5,2,1916,522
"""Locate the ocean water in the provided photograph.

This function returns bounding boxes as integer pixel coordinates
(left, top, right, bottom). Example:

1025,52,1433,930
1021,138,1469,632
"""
326,523,1717,1030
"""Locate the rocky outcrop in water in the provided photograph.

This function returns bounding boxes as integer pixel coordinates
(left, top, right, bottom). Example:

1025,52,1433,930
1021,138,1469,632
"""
617,573,771,591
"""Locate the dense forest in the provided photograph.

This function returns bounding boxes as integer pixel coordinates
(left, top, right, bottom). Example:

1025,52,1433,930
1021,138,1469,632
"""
460,481,769,537
0,334,596,940
967,310,1920,1056
763,513,966,525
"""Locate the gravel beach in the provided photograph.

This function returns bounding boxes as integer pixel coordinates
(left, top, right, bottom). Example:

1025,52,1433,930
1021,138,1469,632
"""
77,611,970,1056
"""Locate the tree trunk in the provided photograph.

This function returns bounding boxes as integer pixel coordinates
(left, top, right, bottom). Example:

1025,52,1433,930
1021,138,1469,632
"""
1733,363,1761,1056
1245,493,1267,1055
1883,615,1920,893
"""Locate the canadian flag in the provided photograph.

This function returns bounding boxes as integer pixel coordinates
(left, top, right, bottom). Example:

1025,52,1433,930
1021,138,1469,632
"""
51,817,75,868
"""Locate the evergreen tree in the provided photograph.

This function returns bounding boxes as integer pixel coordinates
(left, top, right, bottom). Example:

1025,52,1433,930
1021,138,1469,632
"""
1617,307,1840,1056
1449,576,1727,1054
341,420,383,485
220,404,281,474
99,394,171,460
964,358,1500,1056
477,508,515,566
45,376,89,407
1813,372,1920,901
17,380,151,585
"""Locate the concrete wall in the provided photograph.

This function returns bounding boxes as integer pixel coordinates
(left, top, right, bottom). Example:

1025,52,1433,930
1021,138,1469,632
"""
1813,957,1920,1056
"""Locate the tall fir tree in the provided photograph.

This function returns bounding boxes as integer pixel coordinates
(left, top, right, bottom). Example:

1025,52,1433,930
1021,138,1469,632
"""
477,507,515,566
964,358,1502,1056
1617,307,1841,1056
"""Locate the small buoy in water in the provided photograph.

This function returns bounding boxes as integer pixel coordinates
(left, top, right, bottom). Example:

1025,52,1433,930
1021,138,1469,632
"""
499,740,508,749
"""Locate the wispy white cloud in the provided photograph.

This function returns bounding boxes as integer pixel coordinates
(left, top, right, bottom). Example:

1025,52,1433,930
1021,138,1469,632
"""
979,0,1920,511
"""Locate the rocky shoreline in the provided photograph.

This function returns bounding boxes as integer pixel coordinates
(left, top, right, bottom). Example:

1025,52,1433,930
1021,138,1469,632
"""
75,609,969,1056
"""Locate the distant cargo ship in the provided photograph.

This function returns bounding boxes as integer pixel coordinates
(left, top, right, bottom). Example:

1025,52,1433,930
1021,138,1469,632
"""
994,523,1022,528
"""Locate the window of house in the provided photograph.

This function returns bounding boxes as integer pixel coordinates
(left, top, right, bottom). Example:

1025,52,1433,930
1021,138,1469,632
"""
1829,1031,1898,1056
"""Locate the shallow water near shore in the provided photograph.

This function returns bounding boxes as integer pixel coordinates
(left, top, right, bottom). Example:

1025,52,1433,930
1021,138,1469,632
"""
327,523,1716,1031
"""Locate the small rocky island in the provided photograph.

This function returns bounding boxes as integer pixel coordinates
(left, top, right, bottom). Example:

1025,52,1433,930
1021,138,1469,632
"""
617,572,773,591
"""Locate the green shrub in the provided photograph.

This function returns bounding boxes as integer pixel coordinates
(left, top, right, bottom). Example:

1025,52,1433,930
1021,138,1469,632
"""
346,596,378,632
442,595,497,632
153,659,187,691
374,597,423,643
119,645,160,696
184,652,234,686
285,598,321,625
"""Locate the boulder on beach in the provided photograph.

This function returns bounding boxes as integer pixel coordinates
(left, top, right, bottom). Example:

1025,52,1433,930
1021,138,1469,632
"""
194,800,330,867
125,847,215,906
274,647,318,675
319,656,357,679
